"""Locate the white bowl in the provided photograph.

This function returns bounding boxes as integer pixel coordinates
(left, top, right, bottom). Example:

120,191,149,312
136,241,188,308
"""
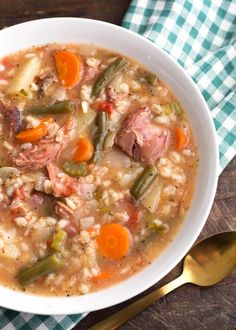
0,17,218,315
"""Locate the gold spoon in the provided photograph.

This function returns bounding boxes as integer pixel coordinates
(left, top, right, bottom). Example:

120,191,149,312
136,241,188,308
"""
90,231,236,330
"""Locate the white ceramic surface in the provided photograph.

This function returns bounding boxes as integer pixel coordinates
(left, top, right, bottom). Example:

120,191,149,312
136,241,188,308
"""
0,18,218,315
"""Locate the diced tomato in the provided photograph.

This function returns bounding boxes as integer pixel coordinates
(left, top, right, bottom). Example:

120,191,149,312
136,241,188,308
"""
46,238,53,247
12,186,27,200
2,57,13,71
127,203,140,229
118,198,140,230
93,101,113,116
10,201,27,216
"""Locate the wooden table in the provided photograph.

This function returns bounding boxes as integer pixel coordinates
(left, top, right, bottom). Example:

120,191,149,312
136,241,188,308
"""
1,1,235,329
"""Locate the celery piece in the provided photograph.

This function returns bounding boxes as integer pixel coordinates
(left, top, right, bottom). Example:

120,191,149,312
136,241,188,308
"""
51,230,67,252
18,254,64,285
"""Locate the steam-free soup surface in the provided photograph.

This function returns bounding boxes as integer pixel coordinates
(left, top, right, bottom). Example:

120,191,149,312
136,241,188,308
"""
0,44,198,296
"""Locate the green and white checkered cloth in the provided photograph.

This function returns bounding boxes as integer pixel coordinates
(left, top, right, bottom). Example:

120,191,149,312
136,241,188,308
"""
0,309,87,330
123,0,236,172
1,1,236,329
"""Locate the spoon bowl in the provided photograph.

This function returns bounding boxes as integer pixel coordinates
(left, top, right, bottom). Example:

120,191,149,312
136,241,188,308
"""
183,231,236,286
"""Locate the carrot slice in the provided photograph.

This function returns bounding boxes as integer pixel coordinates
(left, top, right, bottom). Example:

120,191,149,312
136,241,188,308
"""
16,117,53,142
175,127,189,150
54,50,81,88
96,223,131,260
91,271,112,282
73,137,94,162
12,186,26,200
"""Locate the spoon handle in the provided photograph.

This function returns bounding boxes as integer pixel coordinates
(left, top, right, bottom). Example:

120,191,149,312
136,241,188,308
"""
90,274,186,330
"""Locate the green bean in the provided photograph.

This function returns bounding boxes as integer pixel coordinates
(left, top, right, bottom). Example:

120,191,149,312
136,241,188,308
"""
62,161,87,177
51,230,67,252
91,112,107,163
97,111,107,134
144,72,157,85
29,100,75,115
18,254,64,285
92,57,128,97
130,165,158,200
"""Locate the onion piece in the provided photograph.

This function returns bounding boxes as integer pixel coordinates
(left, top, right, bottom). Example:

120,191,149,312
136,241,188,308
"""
104,130,117,150
119,167,143,187
102,147,131,168
77,106,96,134
6,56,41,95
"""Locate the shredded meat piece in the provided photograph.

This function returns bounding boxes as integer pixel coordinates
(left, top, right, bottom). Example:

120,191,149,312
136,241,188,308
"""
64,224,77,238
47,162,94,198
11,139,62,170
105,86,116,103
11,116,75,170
115,107,170,163
0,99,6,112
35,74,55,97
55,201,73,219
84,66,96,81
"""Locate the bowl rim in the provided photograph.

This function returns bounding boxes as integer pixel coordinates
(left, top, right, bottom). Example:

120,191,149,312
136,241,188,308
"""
0,17,219,315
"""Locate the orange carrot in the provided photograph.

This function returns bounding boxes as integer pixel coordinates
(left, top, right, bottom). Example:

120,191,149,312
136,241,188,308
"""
16,117,53,142
91,271,112,282
54,50,81,88
175,127,189,150
96,223,131,260
73,137,94,162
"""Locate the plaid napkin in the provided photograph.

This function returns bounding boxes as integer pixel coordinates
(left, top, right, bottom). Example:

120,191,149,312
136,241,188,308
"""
1,1,236,329
0,309,87,330
123,0,236,172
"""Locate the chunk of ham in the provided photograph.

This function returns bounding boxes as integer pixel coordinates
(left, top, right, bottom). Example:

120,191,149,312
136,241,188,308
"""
115,107,170,163
47,162,94,198
0,100,22,137
11,116,75,170
6,107,22,136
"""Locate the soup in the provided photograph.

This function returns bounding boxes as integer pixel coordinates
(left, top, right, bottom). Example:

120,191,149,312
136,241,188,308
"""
0,44,198,296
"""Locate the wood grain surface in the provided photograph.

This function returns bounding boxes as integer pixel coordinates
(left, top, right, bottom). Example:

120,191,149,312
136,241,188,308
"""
0,1,235,329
